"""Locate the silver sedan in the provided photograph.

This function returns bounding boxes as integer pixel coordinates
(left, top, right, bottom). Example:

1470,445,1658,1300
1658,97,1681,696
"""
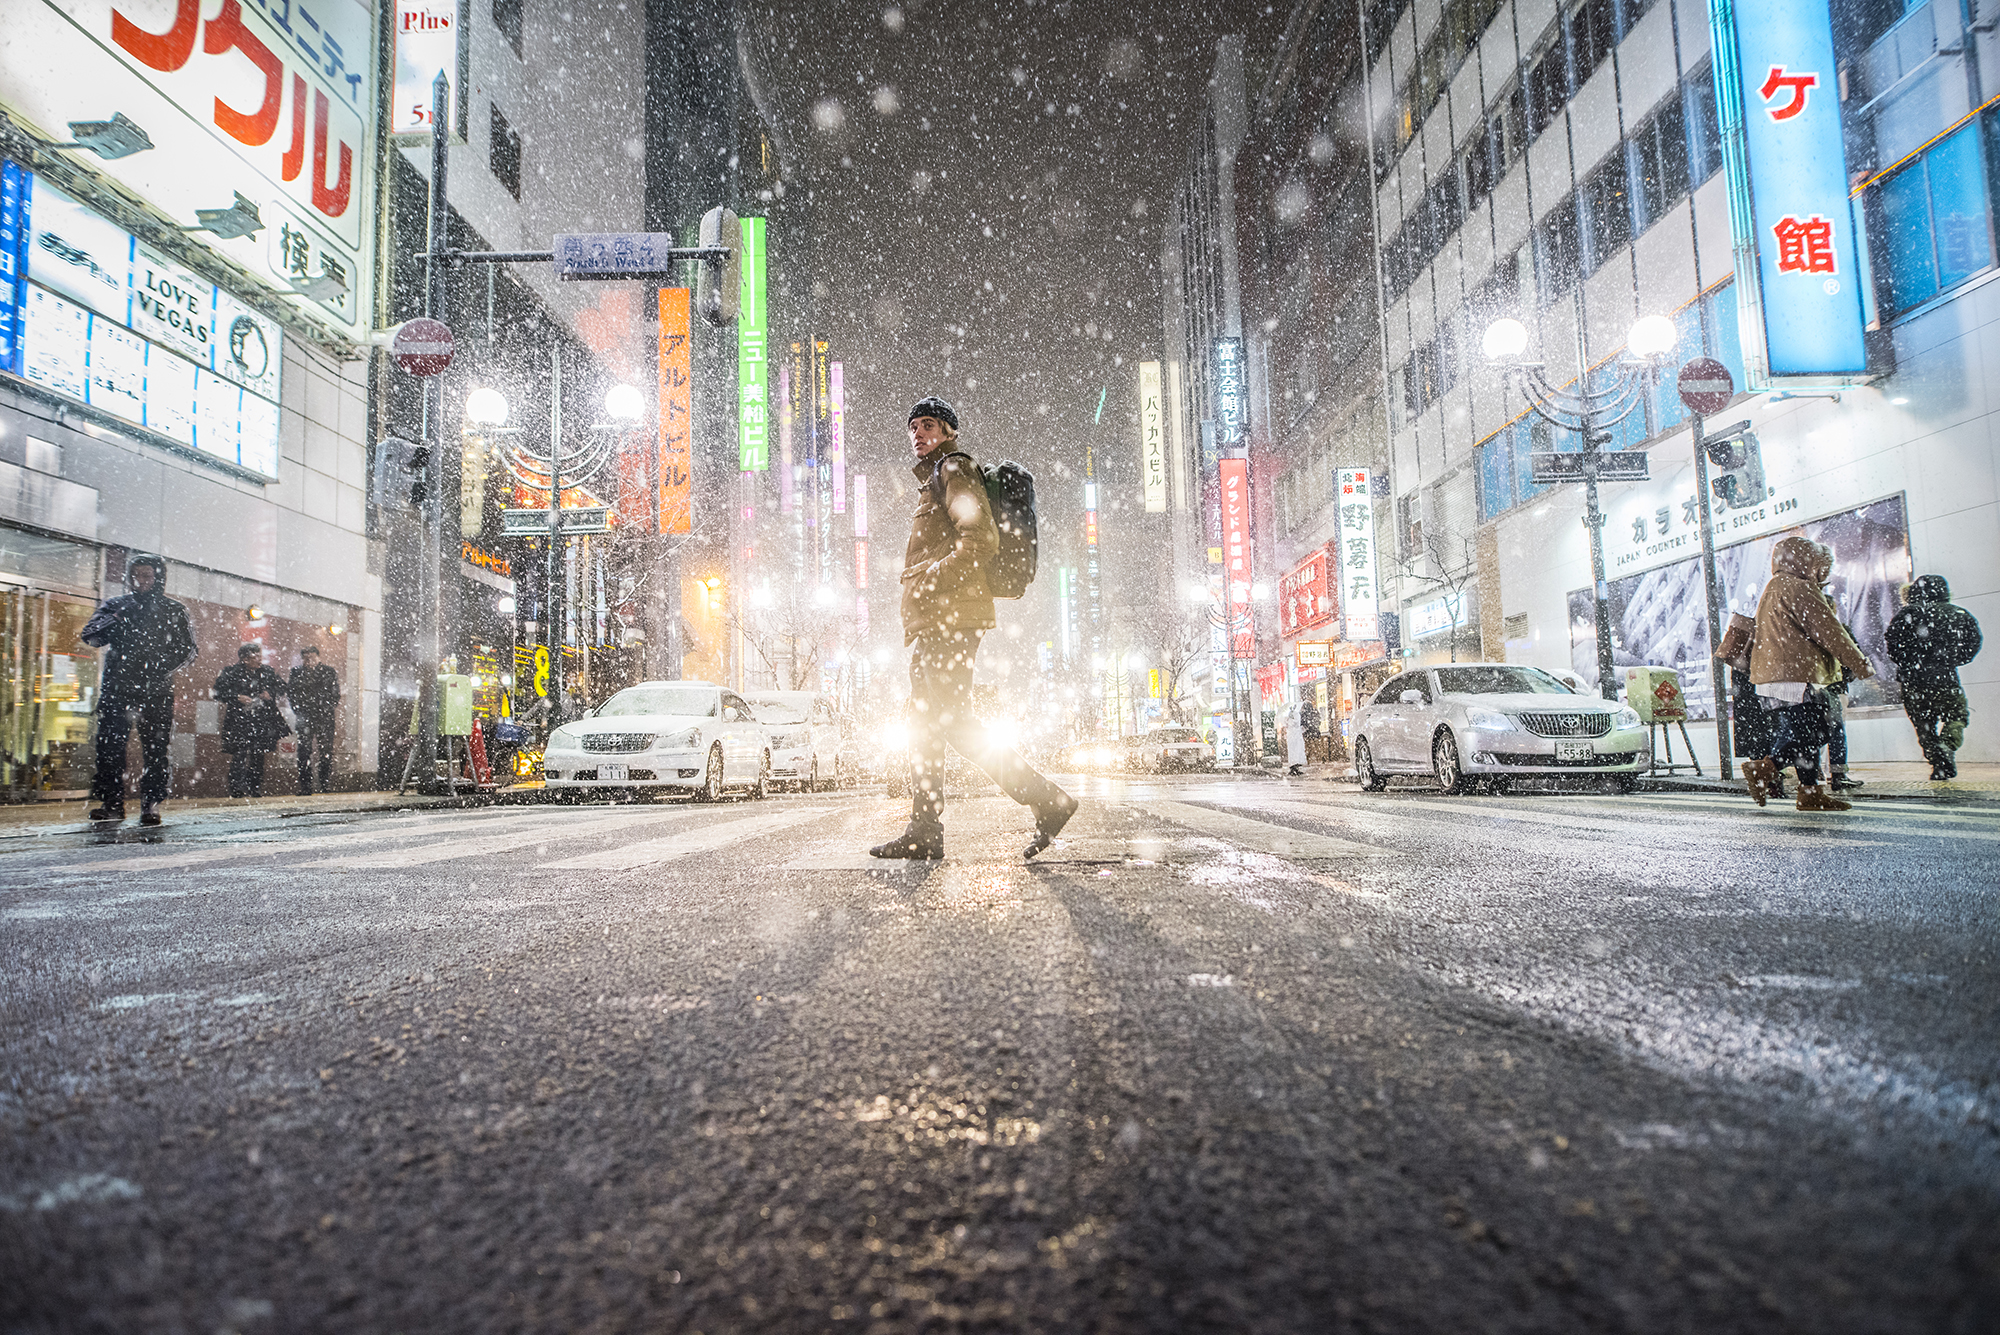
1350,663,1648,793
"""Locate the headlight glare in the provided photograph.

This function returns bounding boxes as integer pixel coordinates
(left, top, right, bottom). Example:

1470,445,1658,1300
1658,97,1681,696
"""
660,727,700,748
1613,705,1642,729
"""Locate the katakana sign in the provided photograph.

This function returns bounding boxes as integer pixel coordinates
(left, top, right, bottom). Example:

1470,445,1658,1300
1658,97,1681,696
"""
1139,359,1166,512
657,287,693,534
1712,0,1867,381
1220,457,1253,659
1213,337,1245,446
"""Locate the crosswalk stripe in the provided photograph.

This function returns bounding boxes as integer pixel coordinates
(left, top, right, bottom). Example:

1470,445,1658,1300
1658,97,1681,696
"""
539,806,836,871
302,808,697,869
1248,799,1904,851
1133,799,1390,858
1618,793,1999,825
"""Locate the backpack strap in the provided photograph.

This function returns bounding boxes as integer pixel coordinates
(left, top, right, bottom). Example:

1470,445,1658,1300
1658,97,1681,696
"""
926,450,975,501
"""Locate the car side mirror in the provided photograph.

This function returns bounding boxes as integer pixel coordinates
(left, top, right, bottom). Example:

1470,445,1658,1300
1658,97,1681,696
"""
1399,690,1425,705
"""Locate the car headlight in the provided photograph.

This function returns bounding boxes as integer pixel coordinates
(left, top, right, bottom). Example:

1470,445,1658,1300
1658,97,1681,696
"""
1464,706,1516,732
1613,705,1642,729
659,727,700,749
548,726,579,749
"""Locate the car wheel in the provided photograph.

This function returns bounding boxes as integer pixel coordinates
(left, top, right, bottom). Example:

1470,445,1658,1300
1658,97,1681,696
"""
1354,737,1386,793
696,744,724,802
752,751,770,800
1432,731,1467,795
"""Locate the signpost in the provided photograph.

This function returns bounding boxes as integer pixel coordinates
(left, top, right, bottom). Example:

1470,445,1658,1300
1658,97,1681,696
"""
392,318,455,377
1680,359,1741,778
1530,450,1651,484
501,506,612,535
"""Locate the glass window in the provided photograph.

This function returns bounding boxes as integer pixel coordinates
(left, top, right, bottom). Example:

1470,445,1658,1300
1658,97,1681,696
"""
1535,195,1583,302
1436,665,1577,694
746,696,810,724
1581,153,1633,276
1633,94,1691,231
489,103,522,200
1928,123,1994,291
1569,0,1618,89
1877,163,1937,313
1526,41,1568,141
598,686,718,718
1684,63,1723,188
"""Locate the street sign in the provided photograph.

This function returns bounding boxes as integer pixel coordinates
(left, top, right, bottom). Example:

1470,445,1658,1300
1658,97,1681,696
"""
554,233,680,280
392,318,455,377
1530,451,1651,484
1677,358,1736,415
501,506,613,535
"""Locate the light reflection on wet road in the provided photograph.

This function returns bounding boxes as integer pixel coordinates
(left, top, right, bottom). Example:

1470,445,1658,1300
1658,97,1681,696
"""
2,776,1995,1331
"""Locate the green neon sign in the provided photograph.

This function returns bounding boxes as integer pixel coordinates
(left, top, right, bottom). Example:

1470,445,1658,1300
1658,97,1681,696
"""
738,217,769,471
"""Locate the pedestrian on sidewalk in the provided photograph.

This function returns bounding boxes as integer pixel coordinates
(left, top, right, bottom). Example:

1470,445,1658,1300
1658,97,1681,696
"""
80,554,197,825
870,397,1077,860
1886,575,1983,780
1825,619,1862,792
214,644,288,798
1283,701,1306,775
288,645,341,794
1744,536,1874,811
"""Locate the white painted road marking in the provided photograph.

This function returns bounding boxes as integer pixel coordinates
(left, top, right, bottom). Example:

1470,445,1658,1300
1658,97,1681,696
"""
1134,800,1390,858
304,807,698,869
540,807,836,871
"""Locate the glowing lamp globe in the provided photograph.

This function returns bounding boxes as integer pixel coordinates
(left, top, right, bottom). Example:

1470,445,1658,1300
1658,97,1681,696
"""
465,387,509,427
1627,314,1677,358
1482,318,1530,363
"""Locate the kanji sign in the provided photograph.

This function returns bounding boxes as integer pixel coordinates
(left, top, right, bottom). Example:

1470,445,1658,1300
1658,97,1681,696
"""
1220,456,1253,658
1712,0,1867,380
657,287,693,534
1138,359,1166,512
4,0,380,339
1336,467,1379,642
1277,547,1333,639
1213,337,1245,446
391,317,453,377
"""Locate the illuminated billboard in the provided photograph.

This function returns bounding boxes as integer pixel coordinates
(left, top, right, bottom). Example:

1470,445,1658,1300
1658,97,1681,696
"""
1138,359,1165,512
737,216,768,471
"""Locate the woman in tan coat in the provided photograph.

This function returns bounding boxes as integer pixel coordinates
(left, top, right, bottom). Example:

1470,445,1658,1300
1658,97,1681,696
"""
1744,535,1874,810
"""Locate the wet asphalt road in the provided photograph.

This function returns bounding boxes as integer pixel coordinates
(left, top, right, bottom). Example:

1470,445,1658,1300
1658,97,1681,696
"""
2,776,1996,1334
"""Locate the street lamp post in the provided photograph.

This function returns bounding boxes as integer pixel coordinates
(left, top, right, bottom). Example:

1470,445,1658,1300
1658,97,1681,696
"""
1483,315,1677,701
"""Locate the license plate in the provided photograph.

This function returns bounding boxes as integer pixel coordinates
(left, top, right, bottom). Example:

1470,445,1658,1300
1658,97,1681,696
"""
1555,741,1594,762
598,762,628,782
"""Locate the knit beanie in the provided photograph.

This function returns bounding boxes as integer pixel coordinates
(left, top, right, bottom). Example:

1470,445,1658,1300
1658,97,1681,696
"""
908,396,958,431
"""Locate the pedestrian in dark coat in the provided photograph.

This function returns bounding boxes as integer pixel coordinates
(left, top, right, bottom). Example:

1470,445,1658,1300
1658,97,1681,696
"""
80,554,197,824
1886,575,1983,779
288,645,341,794
869,397,1076,861
214,644,288,798
1744,536,1873,811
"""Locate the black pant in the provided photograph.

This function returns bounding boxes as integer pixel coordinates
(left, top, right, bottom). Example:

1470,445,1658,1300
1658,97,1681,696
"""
227,748,267,798
1904,685,1969,772
907,629,1064,828
90,692,174,810
1769,695,1831,787
295,718,335,793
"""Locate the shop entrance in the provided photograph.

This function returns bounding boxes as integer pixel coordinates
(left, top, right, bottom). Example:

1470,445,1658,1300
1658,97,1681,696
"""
0,585,100,799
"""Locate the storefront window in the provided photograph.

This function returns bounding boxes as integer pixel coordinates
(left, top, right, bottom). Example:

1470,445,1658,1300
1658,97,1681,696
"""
1873,119,1997,318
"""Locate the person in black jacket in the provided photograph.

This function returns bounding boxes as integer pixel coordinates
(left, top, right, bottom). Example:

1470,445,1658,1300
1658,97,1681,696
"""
288,645,341,794
80,554,197,825
1886,575,1983,779
214,643,288,798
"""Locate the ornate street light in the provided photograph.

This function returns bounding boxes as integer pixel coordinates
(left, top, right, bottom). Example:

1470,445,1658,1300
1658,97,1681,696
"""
1484,314,1677,700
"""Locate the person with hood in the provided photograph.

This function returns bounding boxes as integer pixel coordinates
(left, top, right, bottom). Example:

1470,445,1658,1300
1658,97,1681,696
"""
80,553,197,825
869,397,1077,860
213,643,288,798
1744,536,1874,811
1886,575,1983,779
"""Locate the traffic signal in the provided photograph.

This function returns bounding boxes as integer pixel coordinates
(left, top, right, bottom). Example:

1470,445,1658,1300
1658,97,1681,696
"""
695,206,742,326
370,436,431,515
1705,431,1765,511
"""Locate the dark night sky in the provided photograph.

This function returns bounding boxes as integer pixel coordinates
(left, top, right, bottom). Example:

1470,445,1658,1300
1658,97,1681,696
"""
748,0,1282,625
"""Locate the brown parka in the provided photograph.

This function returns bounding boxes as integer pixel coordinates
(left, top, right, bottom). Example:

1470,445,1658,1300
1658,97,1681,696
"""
900,448,998,644
1750,535,1873,687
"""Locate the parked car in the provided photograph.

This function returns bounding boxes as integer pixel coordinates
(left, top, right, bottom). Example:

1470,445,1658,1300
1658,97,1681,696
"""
542,680,769,800
1350,663,1647,793
1125,726,1216,772
744,690,860,791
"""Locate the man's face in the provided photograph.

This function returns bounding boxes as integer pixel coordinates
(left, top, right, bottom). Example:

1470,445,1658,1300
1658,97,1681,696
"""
129,565,157,594
240,648,261,667
908,416,952,460
302,651,319,667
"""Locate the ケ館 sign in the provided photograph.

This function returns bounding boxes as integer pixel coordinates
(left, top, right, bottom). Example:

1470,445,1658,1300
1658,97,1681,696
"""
0,0,378,340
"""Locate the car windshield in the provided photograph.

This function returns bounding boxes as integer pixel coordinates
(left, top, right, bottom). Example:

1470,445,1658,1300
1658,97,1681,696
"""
596,686,718,718
747,699,810,725
1434,666,1578,696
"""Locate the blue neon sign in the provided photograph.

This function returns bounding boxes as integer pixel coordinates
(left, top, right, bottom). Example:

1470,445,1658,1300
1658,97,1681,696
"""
1710,0,1868,381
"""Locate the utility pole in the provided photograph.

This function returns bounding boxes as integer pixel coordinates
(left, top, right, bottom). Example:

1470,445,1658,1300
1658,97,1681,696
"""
411,72,451,791
1689,410,1733,779
546,345,564,722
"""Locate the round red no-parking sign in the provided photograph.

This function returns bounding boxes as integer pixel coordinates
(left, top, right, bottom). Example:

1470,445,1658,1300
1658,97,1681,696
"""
1677,357,1735,416
392,318,455,377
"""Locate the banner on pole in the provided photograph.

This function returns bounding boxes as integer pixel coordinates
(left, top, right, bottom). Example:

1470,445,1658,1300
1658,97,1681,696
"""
737,217,768,470
657,287,692,534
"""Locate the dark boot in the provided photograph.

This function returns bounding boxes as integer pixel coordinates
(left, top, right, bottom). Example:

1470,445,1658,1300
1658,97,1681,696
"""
1742,756,1776,807
1024,790,1078,860
870,821,945,859
87,804,124,823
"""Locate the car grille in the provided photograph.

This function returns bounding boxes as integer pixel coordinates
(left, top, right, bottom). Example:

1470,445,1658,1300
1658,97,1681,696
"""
1491,750,1640,768
581,733,656,753
1517,711,1612,738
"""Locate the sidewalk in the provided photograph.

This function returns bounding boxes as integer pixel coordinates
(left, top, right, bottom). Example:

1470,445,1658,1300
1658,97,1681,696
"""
1298,759,2000,802
0,784,552,839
